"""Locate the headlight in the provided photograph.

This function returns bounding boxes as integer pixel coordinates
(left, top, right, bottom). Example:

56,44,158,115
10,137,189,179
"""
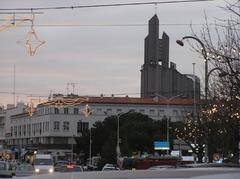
49,168,54,173
35,168,40,173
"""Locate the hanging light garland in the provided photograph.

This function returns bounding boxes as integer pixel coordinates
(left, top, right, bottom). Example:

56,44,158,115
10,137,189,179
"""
0,14,30,32
42,96,89,109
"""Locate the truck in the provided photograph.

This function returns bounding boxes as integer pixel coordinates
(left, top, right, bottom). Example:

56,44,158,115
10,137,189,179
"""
33,154,54,174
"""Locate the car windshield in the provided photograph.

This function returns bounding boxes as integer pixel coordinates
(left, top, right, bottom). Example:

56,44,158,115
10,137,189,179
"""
34,159,53,165
16,165,34,171
0,162,7,170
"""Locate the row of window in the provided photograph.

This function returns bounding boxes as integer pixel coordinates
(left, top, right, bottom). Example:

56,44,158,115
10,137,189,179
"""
11,122,50,138
38,107,81,115
9,120,89,138
8,137,51,145
53,121,89,133
37,107,189,117
53,121,69,131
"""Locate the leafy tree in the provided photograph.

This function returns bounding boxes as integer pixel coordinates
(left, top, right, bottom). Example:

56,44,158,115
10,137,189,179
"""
201,99,240,162
173,113,205,162
78,112,169,165
180,0,240,163
190,1,240,99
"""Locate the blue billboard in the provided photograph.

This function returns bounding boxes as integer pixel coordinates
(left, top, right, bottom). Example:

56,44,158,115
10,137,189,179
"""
154,141,170,150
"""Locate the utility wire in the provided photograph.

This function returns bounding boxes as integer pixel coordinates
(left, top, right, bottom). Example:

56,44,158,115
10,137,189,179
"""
0,91,140,97
0,0,214,11
0,23,210,27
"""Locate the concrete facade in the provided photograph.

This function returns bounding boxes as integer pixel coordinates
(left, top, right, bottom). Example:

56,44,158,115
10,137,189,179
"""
141,15,200,99
0,96,195,150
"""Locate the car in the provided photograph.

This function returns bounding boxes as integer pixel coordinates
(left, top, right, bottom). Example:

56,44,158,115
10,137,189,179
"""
147,165,176,170
34,154,54,174
54,160,70,172
0,161,14,178
54,161,78,172
57,164,83,172
102,163,120,171
15,163,35,177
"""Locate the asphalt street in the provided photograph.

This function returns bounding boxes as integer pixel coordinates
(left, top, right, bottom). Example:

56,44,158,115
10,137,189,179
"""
16,168,240,179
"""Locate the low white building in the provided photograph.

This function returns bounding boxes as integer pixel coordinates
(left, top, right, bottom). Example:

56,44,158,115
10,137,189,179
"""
0,103,26,147
2,95,195,151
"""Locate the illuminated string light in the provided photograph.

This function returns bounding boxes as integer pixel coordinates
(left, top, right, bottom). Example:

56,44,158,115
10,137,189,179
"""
42,96,89,109
25,13,45,56
25,102,36,116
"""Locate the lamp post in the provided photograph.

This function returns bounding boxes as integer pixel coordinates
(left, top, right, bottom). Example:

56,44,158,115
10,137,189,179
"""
71,135,75,162
116,112,125,161
177,36,208,99
89,128,92,166
177,36,209,163
154,93,182,154
104,111,128,161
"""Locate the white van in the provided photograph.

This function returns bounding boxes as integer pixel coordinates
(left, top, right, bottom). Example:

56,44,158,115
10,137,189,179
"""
33,154,54,174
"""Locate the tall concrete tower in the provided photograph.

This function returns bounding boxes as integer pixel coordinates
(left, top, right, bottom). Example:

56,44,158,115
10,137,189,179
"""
141,15,170,97
141,15,200,99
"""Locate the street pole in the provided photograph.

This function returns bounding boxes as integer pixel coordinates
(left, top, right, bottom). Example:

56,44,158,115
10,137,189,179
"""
89,128,92,166
167,115,170,155
116,114,122,161
71,135,74,162
104,111,132,162
193,63,197,164
166,102,170,155
167,95,182,155
177,36,209,163
155,93,182,155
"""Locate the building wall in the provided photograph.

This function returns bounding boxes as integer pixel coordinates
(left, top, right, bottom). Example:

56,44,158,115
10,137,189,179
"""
4,98,194,150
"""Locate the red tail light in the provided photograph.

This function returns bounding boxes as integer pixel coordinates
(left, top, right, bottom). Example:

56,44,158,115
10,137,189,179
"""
67,165,74,169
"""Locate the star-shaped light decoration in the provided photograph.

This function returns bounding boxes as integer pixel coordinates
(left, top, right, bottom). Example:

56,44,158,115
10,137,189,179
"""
82,104,94,117
25,102,36,116
25,27,45,56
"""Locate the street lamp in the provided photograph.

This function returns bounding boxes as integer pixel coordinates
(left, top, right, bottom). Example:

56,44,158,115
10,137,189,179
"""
104,111,130,161
71,135,75,162
177,36,209,163
89,128,92,166
154,93,182,154
177,36,208,99
116,112,125,161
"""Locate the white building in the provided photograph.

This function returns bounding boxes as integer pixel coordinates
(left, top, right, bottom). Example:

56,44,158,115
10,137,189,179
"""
0,103,26,147
1,95,195,151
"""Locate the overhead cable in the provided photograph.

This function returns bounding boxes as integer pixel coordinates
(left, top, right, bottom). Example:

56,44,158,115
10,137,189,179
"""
0,0,215,11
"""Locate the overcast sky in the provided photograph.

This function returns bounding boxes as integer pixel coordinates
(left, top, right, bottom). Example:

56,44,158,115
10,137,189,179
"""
0,0,229,106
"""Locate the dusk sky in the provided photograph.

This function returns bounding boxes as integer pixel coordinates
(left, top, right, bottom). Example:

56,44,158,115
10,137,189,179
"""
0,0,228,106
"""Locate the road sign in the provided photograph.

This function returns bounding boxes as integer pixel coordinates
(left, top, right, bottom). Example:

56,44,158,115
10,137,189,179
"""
154,141,170,150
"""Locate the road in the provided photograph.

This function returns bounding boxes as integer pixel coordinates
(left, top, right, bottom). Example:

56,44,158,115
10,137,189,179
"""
14,168,240,179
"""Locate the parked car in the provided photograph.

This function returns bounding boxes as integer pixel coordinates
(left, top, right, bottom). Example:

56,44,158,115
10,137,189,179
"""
0,161,14,178
102,163,120,171
147,165,176,170
15,163,35,177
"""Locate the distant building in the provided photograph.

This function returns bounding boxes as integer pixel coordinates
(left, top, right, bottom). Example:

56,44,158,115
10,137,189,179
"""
1,96,195,152
141,15,200,99
0,103,26,147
